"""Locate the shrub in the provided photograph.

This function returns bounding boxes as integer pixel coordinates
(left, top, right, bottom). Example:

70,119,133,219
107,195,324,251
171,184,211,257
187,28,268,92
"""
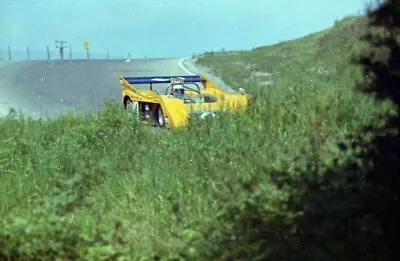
174,1,400,260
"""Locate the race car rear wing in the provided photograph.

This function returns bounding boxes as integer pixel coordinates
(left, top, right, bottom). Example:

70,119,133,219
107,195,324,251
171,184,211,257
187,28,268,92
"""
124,75,206,84
119,73,238,96
120,75,206,91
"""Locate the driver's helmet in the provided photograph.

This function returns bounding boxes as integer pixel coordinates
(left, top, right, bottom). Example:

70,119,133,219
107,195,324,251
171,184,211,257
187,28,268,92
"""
172,85,185,96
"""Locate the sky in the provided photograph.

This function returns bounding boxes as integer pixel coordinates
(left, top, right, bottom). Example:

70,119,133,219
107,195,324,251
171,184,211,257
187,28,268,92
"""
0,0,372,60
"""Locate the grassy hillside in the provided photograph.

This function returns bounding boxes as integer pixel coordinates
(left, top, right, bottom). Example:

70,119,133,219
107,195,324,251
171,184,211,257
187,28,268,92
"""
0,15,396,259
196,15,369,89
195,15,394,144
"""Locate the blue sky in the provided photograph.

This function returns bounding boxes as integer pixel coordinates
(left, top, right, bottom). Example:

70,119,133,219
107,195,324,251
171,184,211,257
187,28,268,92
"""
0,0,371,60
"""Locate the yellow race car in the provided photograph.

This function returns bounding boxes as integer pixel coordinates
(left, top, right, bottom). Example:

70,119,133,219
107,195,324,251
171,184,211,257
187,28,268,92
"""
118,73,250,128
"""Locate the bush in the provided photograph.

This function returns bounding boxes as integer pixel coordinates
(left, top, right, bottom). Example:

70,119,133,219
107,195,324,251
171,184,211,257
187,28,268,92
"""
174,1,400,260
0,172,128,260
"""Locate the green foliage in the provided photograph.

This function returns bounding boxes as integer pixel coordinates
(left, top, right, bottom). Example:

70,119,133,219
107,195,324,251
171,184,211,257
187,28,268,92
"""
0,174,128,260
1,9,399,260
173,180,298,261
0,102,136,260
176,1,400,261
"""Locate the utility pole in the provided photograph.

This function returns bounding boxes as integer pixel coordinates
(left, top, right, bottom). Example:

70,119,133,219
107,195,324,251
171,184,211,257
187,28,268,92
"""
55,40,68,60
26,46,30,60
8,46,12,61
69,45,72,61
46,46,51,61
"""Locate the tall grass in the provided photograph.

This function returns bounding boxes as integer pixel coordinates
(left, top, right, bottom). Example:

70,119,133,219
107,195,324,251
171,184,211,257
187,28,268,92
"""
0,15,396,258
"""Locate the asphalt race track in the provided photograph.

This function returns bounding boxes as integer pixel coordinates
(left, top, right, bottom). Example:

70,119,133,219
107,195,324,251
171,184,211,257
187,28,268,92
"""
0,58,192,118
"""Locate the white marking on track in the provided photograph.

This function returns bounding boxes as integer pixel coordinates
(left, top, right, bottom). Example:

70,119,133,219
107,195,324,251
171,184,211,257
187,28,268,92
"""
178,57,195,75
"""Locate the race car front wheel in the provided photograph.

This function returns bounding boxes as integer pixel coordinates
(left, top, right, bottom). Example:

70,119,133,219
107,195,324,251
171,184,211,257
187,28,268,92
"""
155,106,166,128
125,99,139,117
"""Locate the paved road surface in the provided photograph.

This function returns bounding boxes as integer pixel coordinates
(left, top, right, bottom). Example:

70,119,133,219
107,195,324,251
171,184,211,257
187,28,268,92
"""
0,58,191,118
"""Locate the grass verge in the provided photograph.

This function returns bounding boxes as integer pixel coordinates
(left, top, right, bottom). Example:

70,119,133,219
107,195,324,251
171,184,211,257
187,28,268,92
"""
0,14,396,259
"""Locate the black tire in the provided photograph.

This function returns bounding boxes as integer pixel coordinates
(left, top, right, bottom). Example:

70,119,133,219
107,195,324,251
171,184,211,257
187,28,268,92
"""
125,98,139,117
155,105,166,127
